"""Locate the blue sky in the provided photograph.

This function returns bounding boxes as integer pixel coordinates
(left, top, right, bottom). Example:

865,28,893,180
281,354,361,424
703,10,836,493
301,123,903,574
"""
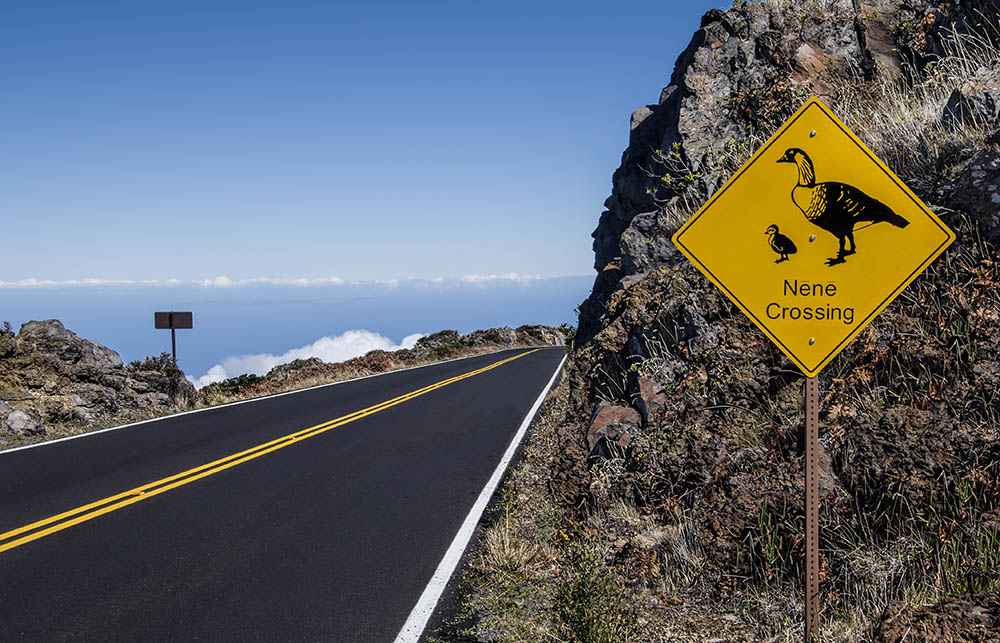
1,0,723,284
2,1,726,384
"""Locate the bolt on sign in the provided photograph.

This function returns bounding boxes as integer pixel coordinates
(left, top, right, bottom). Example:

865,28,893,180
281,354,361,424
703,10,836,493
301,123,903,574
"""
672,97,955,377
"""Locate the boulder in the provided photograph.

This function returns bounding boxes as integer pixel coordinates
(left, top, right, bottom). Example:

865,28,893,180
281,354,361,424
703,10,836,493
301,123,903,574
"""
16,320,123,371
876,593,1000,642
0,320,195,444
637,376,666,413
942,65,1000,130
0,401,45,436
513,325,566,346
586,404,641,452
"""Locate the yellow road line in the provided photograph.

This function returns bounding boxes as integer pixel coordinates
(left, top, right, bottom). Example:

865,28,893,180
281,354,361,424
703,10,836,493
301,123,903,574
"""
0,349,541,554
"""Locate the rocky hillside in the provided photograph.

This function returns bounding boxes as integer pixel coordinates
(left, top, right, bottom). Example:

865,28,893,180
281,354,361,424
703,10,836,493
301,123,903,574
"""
456,1,999,641
580,0,999,345
0,320,195,446
569,0,1000,638
0,320,568,450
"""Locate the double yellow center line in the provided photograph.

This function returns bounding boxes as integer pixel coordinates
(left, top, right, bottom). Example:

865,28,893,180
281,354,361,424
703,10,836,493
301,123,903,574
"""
0,349,541,554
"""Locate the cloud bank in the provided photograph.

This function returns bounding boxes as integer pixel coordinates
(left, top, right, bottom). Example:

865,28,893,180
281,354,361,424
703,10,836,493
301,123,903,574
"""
0,272,570,289
189,329,423,389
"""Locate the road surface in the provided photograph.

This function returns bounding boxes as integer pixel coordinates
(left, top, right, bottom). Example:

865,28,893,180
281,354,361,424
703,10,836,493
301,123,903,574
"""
0,347,565,642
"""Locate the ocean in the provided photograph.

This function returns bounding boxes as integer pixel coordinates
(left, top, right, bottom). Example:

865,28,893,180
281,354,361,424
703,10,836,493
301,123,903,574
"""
2,276,591,386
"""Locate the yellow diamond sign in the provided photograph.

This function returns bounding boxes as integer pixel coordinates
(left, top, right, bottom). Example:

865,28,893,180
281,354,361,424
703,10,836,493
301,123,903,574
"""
672,98,955,377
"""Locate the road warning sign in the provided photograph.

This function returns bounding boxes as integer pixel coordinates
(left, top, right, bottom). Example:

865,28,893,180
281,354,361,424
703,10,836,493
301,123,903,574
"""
672,98,955,377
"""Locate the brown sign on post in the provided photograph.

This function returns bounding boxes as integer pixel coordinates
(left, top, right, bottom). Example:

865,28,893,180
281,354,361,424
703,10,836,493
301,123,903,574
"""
155,311,193,329
154,311,193,365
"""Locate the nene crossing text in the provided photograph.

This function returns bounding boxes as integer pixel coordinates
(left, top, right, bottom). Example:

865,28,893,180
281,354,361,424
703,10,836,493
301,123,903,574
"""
765,279,855,325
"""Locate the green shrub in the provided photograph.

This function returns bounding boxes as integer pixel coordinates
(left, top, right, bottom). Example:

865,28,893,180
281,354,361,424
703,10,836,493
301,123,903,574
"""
199,373,264,399
416,330,460,348
432,342,464,358
127,352,179,374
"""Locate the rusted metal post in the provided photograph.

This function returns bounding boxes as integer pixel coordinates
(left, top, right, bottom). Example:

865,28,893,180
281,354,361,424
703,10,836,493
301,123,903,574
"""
170,314,177,367
805,376,820,641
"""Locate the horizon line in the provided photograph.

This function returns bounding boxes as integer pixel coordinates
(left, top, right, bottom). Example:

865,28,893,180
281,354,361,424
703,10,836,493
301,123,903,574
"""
0,273,593,290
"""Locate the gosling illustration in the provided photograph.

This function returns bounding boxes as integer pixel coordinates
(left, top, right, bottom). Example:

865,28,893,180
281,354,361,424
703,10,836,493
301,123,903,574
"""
765,224,797,263
777,147,909,266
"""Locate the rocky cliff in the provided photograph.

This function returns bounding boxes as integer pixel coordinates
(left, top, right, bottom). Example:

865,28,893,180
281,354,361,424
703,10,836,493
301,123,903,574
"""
578,0,999,346
0,320,195,446
558,0,999,639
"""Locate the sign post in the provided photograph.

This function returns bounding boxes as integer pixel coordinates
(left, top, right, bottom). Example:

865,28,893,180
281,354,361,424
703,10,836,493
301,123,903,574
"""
154,311,193,366
804,376,819,639
671,98,955,641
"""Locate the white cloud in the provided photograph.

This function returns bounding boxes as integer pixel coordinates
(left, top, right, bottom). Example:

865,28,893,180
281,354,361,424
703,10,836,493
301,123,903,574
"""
0,277,157,288
198,275,235,287
194,275,346,288
188,329,424,389
0,275,348,289
459,272,543,284
0,272,587,289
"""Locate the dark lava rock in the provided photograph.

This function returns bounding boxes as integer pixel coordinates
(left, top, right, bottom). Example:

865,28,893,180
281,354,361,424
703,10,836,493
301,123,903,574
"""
560,0,1000,623
0,320,195,441
876,593,1000,642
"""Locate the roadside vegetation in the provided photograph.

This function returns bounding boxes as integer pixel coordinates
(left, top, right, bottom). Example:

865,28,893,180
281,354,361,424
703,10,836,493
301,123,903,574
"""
0,325,569,451
451,5,999,642
196,325,568,406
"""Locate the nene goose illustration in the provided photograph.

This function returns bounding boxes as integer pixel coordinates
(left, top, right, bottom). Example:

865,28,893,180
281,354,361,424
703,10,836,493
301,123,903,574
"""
777,148,909,265
765,224,797,263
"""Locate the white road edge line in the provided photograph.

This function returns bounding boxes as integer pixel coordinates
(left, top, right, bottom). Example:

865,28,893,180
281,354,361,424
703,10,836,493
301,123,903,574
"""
393,352,567,643
0,347,548,457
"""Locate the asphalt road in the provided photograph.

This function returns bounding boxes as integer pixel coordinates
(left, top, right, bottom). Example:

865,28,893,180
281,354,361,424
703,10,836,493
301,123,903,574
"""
0,347,565,642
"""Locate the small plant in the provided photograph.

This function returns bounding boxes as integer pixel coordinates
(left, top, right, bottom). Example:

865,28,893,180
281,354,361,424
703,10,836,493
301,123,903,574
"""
127,352,178,374
482,328,505,344
477,510,546,578
415,330,460,348
937,524,1000,594
198,373,265,399
432,342,464,358
558,323,576,344
554,532,637,643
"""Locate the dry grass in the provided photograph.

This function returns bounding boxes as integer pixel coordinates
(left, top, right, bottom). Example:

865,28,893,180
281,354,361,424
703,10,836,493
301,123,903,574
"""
655,520,705,595
451,376,644,642
456,380,567,643
476,509,552,579
832,25,1000,194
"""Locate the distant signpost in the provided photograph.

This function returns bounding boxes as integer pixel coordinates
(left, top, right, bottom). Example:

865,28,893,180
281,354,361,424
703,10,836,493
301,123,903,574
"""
672,98,954,641
154,311,193,366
